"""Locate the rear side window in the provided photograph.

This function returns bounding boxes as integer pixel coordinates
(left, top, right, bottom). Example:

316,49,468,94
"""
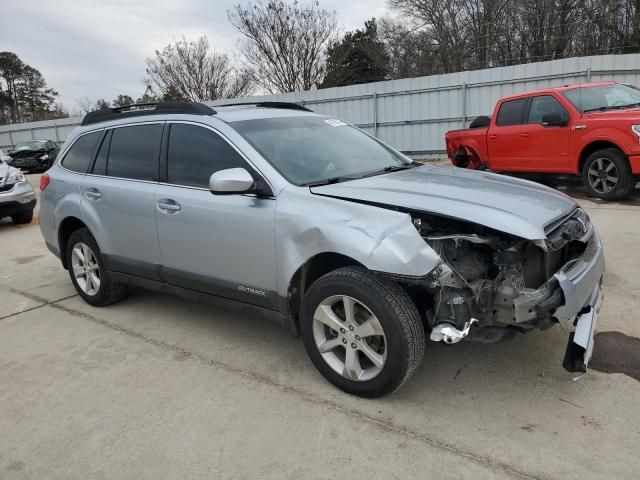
61,131,101,173
107,124,163,181
167,124,247,188
496,98,528,126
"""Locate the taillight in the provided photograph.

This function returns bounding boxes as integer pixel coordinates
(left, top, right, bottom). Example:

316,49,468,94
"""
40,173,50,191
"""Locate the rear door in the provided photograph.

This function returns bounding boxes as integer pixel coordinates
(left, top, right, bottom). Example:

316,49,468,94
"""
80,122,163,278
518,95,572,172
487,97,529,170
154,122,278,309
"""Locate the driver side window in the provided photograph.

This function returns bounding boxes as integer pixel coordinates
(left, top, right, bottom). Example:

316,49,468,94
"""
527,96,568,124
167,124,248,188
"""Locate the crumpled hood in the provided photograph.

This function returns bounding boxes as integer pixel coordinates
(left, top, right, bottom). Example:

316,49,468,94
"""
310,165,577,240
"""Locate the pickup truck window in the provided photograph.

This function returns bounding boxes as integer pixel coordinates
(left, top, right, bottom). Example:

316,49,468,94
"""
527,96,568,124
563,83,640,112
495,98,528,126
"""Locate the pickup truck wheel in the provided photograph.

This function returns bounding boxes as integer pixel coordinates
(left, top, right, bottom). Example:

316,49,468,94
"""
582,148,634,200
300,266,425,398
66,228,128,306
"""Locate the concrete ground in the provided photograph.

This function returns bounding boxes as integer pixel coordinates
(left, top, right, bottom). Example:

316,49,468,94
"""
1,173,639,480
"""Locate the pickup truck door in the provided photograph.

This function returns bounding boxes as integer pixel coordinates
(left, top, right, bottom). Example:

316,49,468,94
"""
517,95,572,172
487,97,529,170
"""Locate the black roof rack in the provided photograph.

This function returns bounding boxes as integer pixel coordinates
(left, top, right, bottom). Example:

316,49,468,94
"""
81,101,216,126
216,101,313,112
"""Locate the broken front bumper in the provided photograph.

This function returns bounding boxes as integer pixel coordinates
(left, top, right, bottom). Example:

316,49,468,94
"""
554,229,605,372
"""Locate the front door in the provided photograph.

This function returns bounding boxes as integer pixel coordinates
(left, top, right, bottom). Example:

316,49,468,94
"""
154,122,278,309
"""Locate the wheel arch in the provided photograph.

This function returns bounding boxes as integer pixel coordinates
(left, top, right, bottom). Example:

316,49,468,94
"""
285,252,364,322
578,140,628,174
58,216,90,269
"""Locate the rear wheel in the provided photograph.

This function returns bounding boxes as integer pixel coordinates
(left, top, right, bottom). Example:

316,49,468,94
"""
66,228,128,306
582,148,634,200
300,267,425,397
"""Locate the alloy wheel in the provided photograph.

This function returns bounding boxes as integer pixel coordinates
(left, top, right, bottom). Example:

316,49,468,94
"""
587,157,619,194
71,242,101,296
312,295,387,382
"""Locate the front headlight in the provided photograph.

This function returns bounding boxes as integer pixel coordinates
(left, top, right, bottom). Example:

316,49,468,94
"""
39,154,49,161
631,125,640,142
5,170,25,186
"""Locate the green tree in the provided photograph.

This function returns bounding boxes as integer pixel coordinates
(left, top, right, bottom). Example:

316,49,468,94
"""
112,94,134,107
15,65,59,121
0,52,25,122
321,19,389,88
95,98,110,110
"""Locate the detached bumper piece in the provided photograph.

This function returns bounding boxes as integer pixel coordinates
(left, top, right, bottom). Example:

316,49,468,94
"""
563,285,603,373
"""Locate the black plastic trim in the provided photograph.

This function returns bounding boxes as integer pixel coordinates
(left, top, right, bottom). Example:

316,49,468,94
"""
81,101,216,126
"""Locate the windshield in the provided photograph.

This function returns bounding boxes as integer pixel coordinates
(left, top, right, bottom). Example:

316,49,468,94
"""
562,83,640,113
231,116,412,185
15,141,45,151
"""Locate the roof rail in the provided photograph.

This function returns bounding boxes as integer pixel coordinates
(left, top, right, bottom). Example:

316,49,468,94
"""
216,101,313,112
81,101,216,126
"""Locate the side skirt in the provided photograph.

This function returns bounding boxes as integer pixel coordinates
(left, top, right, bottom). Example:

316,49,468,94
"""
109,271,300,337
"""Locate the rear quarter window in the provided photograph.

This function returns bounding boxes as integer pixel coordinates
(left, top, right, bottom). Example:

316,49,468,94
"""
61,131,101,173
496,98,529,126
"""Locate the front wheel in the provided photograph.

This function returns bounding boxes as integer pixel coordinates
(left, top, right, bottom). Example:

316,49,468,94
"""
300,267,425,398
582,148,634,200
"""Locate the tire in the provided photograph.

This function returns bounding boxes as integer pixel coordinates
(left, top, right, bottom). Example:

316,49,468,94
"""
66,228,128,306
300,266,425,398
11,210,33,224
582,148,634,200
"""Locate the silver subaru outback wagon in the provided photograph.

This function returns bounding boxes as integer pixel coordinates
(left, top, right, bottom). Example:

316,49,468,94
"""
39,101,604,397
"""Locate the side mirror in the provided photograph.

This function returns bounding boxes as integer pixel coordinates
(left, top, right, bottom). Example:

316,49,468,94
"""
541,112,567,127
209,168,256,195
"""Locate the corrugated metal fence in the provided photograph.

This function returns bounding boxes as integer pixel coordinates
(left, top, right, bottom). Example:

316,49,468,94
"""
3,54,640,157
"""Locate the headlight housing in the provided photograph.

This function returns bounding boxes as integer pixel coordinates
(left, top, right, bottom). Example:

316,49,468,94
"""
39,154,49,161
631,125,640,142
5,169,25,186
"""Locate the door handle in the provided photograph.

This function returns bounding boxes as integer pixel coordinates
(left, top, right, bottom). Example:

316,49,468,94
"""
157,199,181,213
488,134,498,140
85,188,102,200
520,132,530,138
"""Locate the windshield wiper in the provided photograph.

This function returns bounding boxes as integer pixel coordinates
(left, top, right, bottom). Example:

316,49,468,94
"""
584,102,640,113
359,162,419,179
305,176,357,187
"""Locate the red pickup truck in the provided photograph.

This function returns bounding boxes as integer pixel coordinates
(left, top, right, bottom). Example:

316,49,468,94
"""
445,81,640,200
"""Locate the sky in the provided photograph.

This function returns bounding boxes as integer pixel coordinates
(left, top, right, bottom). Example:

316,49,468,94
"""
1,0,389,112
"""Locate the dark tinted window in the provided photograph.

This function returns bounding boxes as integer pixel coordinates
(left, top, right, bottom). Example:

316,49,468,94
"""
496,98,528,126
61,131,101,173
92,130,111,175
108,124,162,181
167,124,247,188
528,96,568,123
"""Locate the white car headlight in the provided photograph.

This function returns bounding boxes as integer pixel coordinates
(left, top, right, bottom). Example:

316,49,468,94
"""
39,154,49,160
631,125,640,142
5,170,25,186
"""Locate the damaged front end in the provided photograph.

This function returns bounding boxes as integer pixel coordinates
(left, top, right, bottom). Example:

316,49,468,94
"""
409,208,604,373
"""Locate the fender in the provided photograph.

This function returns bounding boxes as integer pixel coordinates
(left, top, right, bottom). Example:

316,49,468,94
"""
274,187,442,297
